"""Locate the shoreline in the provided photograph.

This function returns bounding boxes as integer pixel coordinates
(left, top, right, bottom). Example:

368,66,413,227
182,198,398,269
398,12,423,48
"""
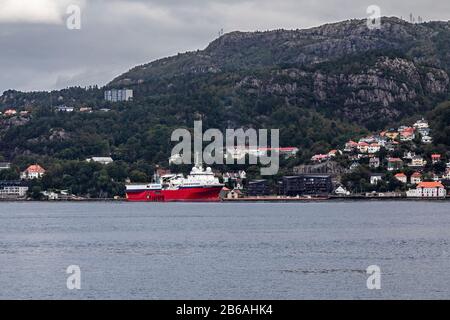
0,197,449,203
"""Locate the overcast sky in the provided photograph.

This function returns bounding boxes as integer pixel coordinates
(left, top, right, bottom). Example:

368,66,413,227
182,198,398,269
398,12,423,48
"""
0,0,449,93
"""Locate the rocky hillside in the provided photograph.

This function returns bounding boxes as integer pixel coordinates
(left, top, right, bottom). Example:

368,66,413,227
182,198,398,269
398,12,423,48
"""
110,17,450,127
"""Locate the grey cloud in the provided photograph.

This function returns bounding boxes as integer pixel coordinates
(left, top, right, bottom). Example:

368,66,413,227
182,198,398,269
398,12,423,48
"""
0,0,449,93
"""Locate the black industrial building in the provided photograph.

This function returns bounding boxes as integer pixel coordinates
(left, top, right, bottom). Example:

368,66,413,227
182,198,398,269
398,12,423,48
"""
280,174,333,196
246,180,271,196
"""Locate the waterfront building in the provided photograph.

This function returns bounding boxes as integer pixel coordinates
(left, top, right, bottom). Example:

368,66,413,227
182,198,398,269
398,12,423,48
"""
406,182,446,198
334,185,350,196
0,181,28,199
246,180,271,196
279,174,333,196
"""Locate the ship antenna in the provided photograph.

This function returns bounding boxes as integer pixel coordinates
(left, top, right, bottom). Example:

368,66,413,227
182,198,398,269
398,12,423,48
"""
194,152,202,168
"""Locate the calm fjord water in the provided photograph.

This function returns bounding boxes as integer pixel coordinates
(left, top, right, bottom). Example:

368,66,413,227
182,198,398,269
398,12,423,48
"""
0,201,450,299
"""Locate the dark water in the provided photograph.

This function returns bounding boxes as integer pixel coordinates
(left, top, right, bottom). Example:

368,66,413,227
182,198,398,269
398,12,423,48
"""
0,201,450,299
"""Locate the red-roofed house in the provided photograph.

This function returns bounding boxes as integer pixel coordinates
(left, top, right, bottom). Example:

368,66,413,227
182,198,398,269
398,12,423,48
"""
357,142,369,153
344,140,358,152
311,154,329,163
387,158,403,171
407,181,446,198
410,172,422,184
432,154,441,164
394,173,407,183
21,164,46,180
3,109,17,117
368,143,381,154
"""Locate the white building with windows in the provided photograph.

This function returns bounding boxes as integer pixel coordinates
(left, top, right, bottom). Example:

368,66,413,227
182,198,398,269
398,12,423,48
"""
406,182,446,198
104,89,133,102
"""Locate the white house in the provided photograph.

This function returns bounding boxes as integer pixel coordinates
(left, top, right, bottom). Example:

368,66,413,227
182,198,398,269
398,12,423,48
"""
21,164,46,180
370,173,385,185
86,157,114,165
394,173,407,183
0,181,29,198
422,135,433,144
368,143,381,154
0,162,11,171
406,182,446,198
334,186,350,196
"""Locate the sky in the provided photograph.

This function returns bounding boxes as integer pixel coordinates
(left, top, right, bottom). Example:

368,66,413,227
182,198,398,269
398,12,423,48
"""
0,0,449,93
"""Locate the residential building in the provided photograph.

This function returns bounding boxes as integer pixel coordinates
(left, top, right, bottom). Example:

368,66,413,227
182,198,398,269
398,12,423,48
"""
0,162,11,171
387,158,403,171
21,164,45,180
408,156,426,168
223,171,246,189
395,173,407,183
410,172,422,184
370,173,385,185
79,107,93,113
413,118,429,130
334,185,350,196
403,151,416,160
385,131,399,140
104,89,133,102
432,154,441,164
422,135,433,144
369,157,380,169
386,141,399,151
357,142,369,153
344,140,358,152
400,130,415,141
3,109,17,117
328,149,339,157
0,181,28,199
349,162,360,171
406,182,446,198
86,157,114,165
280,175,333,196
368,143,381,154
311,154,330,163
246,180,271,196
55,105,74,112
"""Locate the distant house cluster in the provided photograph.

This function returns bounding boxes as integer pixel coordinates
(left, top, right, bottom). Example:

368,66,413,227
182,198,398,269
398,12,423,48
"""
308,117,448,198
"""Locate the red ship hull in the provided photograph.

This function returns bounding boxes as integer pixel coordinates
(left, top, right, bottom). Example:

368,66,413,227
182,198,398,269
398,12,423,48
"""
126,186,223,202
